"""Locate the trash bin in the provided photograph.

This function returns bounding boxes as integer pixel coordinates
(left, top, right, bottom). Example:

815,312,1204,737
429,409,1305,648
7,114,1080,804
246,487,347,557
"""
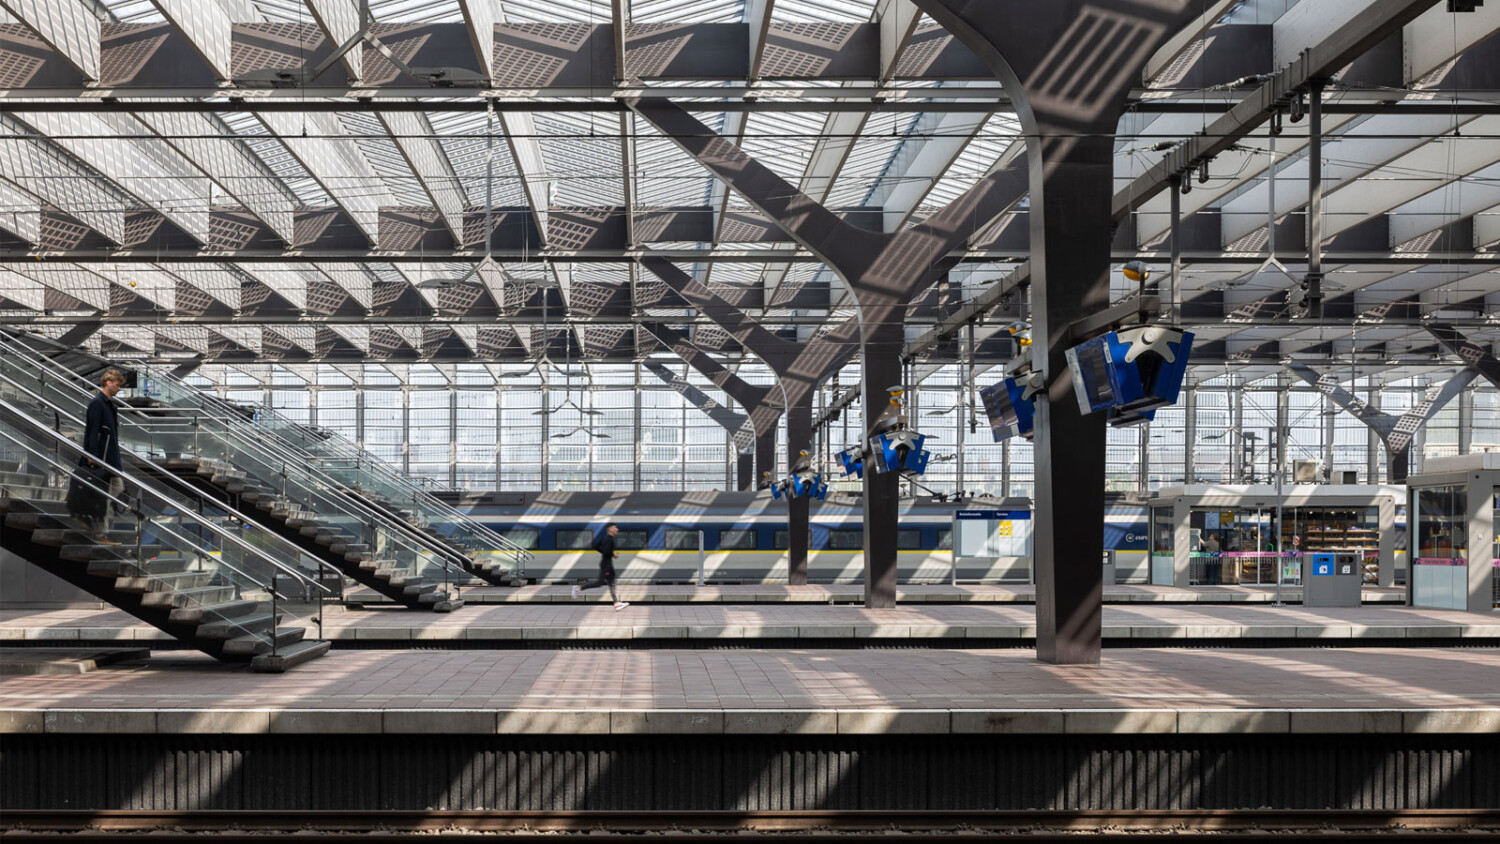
1304,552,1361,607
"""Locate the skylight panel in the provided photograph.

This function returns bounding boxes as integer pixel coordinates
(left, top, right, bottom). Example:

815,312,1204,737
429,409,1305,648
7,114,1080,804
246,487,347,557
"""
337,112,429,207
500,0,611,23
631,0,742,22
220,113,334,206
921,113,1023,212
770,0,874,22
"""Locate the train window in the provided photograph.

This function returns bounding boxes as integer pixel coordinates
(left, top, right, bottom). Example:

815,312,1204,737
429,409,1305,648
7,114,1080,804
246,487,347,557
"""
615,530,648,550
499,529,539,550
719,529,757,550
936,529,952,550
828,530,863,550
664,529,700,550
556,529,596,550
773,530,788,550
897,530,921,550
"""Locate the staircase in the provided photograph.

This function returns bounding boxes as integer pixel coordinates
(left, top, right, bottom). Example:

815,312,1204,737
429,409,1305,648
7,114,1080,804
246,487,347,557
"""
161,456,463,612
0,476,329,672
351,488,522,587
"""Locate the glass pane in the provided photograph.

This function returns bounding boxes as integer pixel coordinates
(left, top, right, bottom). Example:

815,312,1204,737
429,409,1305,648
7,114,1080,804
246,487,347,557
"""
719,528,757,550
664,529,700,550
556,529,594,550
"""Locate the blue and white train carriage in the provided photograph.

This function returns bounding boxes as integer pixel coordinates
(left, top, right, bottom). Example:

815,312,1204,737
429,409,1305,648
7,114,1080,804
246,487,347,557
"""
448,491,1153,585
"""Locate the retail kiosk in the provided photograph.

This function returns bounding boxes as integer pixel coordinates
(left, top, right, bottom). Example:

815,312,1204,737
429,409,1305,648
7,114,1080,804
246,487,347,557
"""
1147,485,1404,589
1403,453,1499,613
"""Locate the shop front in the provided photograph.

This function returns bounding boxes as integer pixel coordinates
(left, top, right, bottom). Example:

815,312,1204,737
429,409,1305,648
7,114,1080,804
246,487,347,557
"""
1147,485,1401,588
1404,453,1499,613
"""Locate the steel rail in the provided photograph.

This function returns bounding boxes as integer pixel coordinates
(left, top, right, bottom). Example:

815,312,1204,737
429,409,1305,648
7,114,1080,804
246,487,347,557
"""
5,808,1498,833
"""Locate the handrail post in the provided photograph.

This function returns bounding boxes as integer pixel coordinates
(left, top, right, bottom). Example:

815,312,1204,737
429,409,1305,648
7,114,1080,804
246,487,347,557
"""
269,578,279,658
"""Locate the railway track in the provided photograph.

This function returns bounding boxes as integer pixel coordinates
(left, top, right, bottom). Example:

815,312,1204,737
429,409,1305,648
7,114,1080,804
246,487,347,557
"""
4,809,1498,840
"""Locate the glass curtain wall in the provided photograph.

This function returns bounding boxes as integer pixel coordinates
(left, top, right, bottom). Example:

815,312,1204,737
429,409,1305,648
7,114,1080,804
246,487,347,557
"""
179,365,1481,496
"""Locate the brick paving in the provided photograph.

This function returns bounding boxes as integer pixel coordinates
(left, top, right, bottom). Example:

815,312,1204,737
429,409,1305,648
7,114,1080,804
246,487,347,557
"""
391,583,1408,604
2,647,1498,714
1,602,1493,642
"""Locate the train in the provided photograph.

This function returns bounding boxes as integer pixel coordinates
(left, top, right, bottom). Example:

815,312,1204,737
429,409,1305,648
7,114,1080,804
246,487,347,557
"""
450,491,1154,585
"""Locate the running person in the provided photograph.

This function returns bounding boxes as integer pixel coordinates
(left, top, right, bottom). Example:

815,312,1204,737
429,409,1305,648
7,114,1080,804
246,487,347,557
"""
572,522,629,610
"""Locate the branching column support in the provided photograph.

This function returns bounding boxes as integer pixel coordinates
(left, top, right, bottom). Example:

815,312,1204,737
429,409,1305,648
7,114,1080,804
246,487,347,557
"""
1284,362,1476,484
629,97,1029,605
1427,323,1500,391
639,257,858,585
909,0,1201,663
638,322,777,492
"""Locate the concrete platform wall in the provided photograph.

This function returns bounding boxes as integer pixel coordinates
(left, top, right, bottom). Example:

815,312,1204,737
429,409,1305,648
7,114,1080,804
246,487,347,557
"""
4,734,1497,811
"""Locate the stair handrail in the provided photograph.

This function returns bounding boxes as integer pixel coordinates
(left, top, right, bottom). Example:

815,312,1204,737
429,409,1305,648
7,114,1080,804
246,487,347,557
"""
205,394,532,566
0,422,329,655
0,339,471,586
123,358,532,574
0,381,336,597
1,331,524,579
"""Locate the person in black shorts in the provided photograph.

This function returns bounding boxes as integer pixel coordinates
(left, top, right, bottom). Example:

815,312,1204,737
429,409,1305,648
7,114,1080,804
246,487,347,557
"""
572,522,628,610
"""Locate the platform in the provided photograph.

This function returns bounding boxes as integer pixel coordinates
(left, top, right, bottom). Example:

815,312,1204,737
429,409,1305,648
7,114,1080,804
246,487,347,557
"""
2,646,1499,736
1,603,1494,646
386,583,1408,604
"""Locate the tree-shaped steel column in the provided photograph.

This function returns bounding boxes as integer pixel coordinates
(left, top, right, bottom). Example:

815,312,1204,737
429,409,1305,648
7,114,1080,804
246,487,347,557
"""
638,322,778,492
629,102,1029,605
908,0,1198,662
639,256,861,584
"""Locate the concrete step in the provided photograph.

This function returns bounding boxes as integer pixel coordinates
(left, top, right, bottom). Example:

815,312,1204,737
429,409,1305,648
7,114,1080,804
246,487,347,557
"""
169,599,267,625
223,625,308,657
114,570,215,594
250,638,330,672
195,611,279,640
86,554,192,578
139,585,236,609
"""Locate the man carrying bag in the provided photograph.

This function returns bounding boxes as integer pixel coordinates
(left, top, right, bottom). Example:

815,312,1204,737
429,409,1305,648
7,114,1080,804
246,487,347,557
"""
68,368,126,543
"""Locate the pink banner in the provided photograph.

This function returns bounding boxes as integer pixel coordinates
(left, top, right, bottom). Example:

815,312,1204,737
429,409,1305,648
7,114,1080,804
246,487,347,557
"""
1414,557,1467,567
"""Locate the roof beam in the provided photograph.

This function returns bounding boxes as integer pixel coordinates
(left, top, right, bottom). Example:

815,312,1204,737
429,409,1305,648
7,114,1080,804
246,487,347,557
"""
1388,161,1500,247
136,111,298,243
305,0,364,81
458,0,498,81
0,115,128,244
147,0,234,80
1142,0,1235,85
498,112,551,244
877,0,921,82
11,111,209,243
258,111,393,245
1116,0,1446,224
0,0,98,80
1218,114,1488,245
1405,1,1500,85
745,0,776,81
378,111,469,244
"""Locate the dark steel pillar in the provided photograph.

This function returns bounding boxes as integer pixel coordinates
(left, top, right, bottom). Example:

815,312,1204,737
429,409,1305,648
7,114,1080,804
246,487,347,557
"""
861,318,904,607
736,452,754,491
786,394,813,584
1029,135,1111,664
909,0,1200,664
755,429,778,487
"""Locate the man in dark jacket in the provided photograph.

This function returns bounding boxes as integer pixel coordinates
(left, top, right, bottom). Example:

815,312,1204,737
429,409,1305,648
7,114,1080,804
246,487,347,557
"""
81,368,126,541
572,522,628,610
